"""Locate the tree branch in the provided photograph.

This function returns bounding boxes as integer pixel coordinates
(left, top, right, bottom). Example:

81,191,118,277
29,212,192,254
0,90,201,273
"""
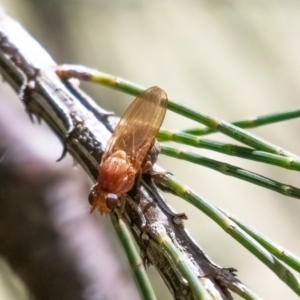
0,9,242,300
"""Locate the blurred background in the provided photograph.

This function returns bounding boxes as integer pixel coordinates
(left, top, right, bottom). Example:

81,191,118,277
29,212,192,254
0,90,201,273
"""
1,0,300,299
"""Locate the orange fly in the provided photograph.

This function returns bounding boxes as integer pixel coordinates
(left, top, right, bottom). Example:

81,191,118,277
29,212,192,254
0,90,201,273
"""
89,86,168,214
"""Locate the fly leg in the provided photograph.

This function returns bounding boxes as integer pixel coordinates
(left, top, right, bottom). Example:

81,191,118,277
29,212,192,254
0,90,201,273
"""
122,172,150,229
120,194,126,213
141,140,169,176
139,142,184,221
123,195,147,230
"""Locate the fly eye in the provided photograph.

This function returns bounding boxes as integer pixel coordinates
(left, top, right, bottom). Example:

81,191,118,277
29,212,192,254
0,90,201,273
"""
88,189,96,205
106,193,119,210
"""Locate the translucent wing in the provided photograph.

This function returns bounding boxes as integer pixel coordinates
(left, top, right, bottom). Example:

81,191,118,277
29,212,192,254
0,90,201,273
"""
101,86,168,169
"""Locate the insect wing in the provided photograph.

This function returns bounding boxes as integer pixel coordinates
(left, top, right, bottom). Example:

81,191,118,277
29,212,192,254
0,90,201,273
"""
102,86,168,168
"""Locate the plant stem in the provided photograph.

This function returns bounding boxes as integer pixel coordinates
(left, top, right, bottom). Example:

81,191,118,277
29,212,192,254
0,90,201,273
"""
55,65,300,159
159,173,300,296
160,145,300,199
158,129,300,171
111,214,157,300
219,208,300,274
156,230,215,300
182,108,300,135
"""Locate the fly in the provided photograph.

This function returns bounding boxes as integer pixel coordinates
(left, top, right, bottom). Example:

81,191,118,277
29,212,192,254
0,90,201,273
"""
89,86,168,214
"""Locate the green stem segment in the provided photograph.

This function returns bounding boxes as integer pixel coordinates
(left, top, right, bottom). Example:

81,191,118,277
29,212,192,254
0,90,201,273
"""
219,208,300,274
167,100,298,159
110,214,157,300
183,108,300,136
156,231,215,300
160,174,300,296
160,145,300,199
158,129,300,171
